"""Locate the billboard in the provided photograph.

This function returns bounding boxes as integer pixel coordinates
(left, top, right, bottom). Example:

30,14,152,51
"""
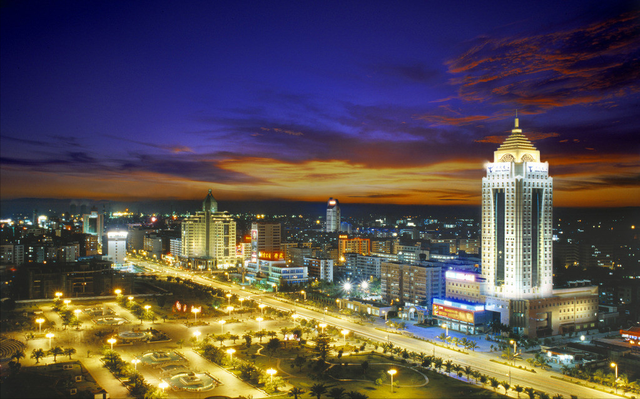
433,303,475,323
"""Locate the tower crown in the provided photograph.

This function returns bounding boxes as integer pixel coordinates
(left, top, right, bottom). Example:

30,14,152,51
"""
203,189,218,213
493,117,540,163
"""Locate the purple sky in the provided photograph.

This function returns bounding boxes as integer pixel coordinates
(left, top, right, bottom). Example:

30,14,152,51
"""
1,0,639,207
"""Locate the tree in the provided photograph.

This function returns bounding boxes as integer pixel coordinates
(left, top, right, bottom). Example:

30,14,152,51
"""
552,394,564,399
433,357,444,373
500,381,510,394
479,375,488,386
345,391,368,399
467,341,479,351
31,348,45,364
309,383,328,399
266,338,281,359
11,349,25,364
255,330,267,343
48,346,64,362
327,387,346,399
514,385,524,398
444,360,454,375
361,361,369,378
524,387,536,399
437,333,447,345
289,387,306,399
243,333,253,347
64,347,77,359
292,355,306,372
229,334,239,343
315,335,331,362
464,365,473,381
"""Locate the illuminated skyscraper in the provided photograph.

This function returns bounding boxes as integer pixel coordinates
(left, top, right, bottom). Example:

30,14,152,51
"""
481,117,553,299
326,197,340,233
251,221,281,262
181,190,237,269
83,208,104,247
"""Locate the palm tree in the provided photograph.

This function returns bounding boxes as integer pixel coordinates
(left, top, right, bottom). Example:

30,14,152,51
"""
63,348,76,359
489,377,500,391
309,383,328,399
452,363,462,377
268,330,277,340
524,387,536,399
229,334,239,343
514,385,524,398
345,392,368,399
552,394,564,399
255,330,267,343
11,349,25,364
437,333,447,345
434,358,443,373
289,387,306,399
327,387,346,399
48,346,64,362
464,365,473,381
479,374,488,386
467,341,479,351
31,348,45,364
444,360,454,375
500,381,510,394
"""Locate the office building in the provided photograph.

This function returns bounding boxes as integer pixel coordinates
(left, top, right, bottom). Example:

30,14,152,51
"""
304,257,333,281
338,235,370,261
181,190,237,269
344,252,383,280
82,208,104,247
251,221,281,262
106,231,128,266
326,198,340,232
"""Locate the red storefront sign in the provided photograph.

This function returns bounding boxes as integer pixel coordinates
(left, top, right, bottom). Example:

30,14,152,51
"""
433,304,474,323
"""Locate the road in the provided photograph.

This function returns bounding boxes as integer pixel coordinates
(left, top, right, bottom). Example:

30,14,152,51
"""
135,259,620,399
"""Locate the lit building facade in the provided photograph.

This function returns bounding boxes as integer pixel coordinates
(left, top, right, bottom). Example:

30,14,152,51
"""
338,235,370,260
181,190,237,269
482,117,553,299
326,197,340,232
303,256,333,281
251,221,281,262
83,209,104,247
344,252,383,280
106,231,128,266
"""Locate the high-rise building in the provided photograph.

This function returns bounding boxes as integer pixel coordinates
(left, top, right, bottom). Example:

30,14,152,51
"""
304,257,334,281
338,235,370,260
83,208,104,247
181,190,237,269
106,231,128,266
326,198,340,232
481,117,553,299
251,221,281,262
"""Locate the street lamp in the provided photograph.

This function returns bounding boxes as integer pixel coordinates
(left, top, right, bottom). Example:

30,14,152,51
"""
144,305,151,323
580,335,585,342
219,320,226,333
46,333,54,348
128,296,134,305
341,329,349,345
442,323,449,337
319,323,327,334
36,318,44,334
108,338,116,350
114,289,122,296
239,297,245,307
159,381,169,393
132,359,140,370
192,307,200,323
256,317,263,330
300,290,306,301
292,314,299,325
272,283,278,293
227,306,234,317
193,331,201,341
227,348,236,362
336,299,342,309
74,309,82,323
226,293,232,306
510,339,517,365
55,292,63,299
388,369,397,393
266,368,277,382
259,304,266,315
611,362,618,393
63,299,71,307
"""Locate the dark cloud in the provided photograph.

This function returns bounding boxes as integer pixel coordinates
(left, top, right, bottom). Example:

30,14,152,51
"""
557,173,640,191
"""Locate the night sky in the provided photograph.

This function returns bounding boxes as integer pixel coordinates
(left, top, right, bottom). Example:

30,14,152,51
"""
1,1,639,207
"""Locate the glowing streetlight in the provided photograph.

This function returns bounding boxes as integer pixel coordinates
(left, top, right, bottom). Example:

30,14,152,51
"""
63,299,71,306
259,304,266,315
344,282,352,291
266,368,277,382
128,296,134,305
108,338,117,350
442,323,449,337
55,292,63,299
219,319,226,333
580,335,585,342
388,369,397,393
336,299,342,309
192,307,200,323
114,289,122,296
341,329,349,345
227,348,236,362
132,359,140,370
226,293,232,306
46,333,54,348
36,318,45,334
272,283,278,293
193,331,201,341
227,306,234,317
361,281,369,290
239,297,245,306
300,290,306,301
510,339,517,365
292,314,299,325
159,381,169,393
611,362,618,393
319,323,327,334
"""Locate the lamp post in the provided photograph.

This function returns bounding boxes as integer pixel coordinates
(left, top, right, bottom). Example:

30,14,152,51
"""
300,290,306,301
272,283,278,293
108,338,116,351
227,348,236,363
580,335,585,342
256,317,263,330
611,362,618,393
114,289,122,297
442,323,449,337
74,309,82,324
259,304,266,316
219,320,226,333
388,369,397,393
193,331,201,341
227,306,234,318
510,339,517,365
132,359,140,370
336,299,341,309
159,381,168,393
239,297,245,307
55,292,63,300
292,314,299,325
36,318,44,334
226,293,232,306
319,323,327,334
144,305,151,324
63,299,71,307
266,368,277,382
341,329,349,346
128,296,134,306
192,307,200,323
46,333,54,349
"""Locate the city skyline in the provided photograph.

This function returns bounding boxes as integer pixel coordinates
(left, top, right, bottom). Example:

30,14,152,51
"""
2,1,639,207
